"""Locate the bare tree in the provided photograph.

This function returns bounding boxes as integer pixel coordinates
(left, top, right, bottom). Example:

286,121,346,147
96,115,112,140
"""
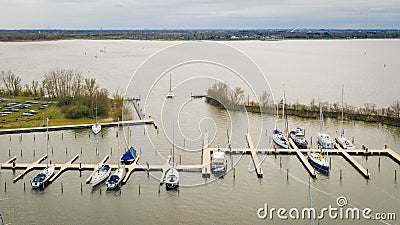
229,87,245,105
389,100,400,118
1,70,22,95
259,91,272,107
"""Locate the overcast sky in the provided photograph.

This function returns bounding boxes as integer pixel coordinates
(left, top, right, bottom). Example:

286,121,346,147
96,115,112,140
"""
1,0,399,29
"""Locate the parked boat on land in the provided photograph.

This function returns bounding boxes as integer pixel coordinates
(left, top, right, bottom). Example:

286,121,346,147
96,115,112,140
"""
289,127,308,149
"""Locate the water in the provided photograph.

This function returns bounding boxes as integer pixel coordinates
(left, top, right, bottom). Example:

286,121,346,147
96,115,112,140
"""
0,40,399,225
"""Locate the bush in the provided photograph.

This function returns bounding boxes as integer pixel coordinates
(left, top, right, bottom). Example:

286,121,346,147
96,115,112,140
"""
65,105,90,119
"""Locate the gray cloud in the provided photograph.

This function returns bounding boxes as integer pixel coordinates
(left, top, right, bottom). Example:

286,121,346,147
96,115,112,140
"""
0,0,399,29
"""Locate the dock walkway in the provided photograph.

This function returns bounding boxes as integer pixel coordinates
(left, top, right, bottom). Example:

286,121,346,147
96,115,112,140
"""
288,138,316,178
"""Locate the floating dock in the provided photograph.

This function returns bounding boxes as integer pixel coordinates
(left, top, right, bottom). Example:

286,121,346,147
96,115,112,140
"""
1,133,400,189
0,119,157,135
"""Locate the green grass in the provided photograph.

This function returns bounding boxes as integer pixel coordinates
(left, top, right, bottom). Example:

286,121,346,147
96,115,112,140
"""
0,96,112,129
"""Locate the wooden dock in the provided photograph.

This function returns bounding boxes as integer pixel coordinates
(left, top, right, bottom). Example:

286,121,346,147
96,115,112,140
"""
0,119,156,135
201,131,211,178
1,133,400,189
334,143,370,179
288,138,317,178
246,133,263,178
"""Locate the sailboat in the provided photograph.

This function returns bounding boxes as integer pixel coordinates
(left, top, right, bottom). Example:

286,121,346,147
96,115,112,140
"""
31,118,55,189
92,95,101,135
91,111,110,187
166,73,175,98
272,85,289,149
335,85,355,150
120,126,137,165
317,105,334,149
165,126,179,190
107,119,126,190
307,150,330,174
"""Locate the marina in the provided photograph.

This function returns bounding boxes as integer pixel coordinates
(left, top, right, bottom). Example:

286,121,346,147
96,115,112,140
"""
2,123,399,188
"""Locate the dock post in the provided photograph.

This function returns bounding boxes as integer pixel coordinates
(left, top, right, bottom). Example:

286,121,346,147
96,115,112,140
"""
395,170,397,181
143,128,145,135
280,157,282,168
367,169,369,176
378,157,381,168
227,129,230,143
384,144,387,149
352,137,354,144
233,168,236,179
80,183,83,193
33,149,35,157
24,182,26,192
79,162,82,177
286,169,289,180
111,147,112,155
75,133,76,139
340,169,342,180
179,155,182,165
9,135,11,142
99,188,101,195
330,157,332,168
65,147,68,154
61,183,63,193
8,149,10,157
158,185,160,195
20,149,22,157
52,147,54,154
62,132,63,140
4,182,6,192
80,147,82,155
183,138,186,147
310,137,312,146
34,134,35,142
139,184,141,195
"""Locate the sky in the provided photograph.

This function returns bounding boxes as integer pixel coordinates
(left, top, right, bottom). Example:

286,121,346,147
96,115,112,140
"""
0,0,399,29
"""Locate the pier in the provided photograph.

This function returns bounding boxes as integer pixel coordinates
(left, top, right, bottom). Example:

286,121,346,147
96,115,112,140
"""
0,119,157,135
1,132,400,189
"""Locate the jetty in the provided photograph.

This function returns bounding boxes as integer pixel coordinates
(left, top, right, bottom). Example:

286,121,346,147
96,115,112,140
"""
0,119,157,135
1,132,400,189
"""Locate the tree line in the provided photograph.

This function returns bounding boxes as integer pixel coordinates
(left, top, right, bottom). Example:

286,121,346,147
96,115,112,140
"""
206,82,400,126
0,69,124,120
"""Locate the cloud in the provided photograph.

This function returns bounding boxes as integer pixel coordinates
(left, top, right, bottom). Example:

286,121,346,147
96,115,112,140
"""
0,0,399,29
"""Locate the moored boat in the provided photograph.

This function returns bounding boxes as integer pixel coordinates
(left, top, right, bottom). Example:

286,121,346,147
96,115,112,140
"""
289,127,308,149
335,135,355,149
120,147,137,165
211,150,226,173
31,166,55,189
307,152,330,174
106,167,126,190
91,164,111,187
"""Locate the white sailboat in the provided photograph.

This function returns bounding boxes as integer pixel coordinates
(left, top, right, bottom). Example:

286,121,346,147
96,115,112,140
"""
92,95,101,135
166,73,175,98
165,126,179,190
31,118,55,189
317,105,334,149
272,85,289,149
335,85,355,149
107,118,126,190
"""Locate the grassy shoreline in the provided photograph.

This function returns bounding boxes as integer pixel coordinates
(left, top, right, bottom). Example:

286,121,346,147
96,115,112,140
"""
0,96,114,130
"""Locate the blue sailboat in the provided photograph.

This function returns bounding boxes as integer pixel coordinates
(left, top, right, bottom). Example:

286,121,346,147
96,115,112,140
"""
120,147,137,165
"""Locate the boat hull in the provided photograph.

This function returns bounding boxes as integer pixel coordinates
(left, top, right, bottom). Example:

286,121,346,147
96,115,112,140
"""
31,166,55,189
272,131,289,149
165,168,179,190
307,153,330,174
91,165,111,187
106,168,126,190
289,132,308,149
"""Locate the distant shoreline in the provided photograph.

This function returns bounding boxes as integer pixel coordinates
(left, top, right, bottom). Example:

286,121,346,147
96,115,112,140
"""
1,29,399,42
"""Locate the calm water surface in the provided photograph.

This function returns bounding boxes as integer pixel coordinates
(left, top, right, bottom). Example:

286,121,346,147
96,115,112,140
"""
0,40,399,225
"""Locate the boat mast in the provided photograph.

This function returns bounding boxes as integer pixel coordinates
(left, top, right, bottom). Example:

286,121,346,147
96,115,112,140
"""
46,118,49,167
341,84,344,123
319,105,323,134
118,117,120,168
282,84,286,134
309,176,313,225
169,73,172,92
172,124,175,168
95,94,98,125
